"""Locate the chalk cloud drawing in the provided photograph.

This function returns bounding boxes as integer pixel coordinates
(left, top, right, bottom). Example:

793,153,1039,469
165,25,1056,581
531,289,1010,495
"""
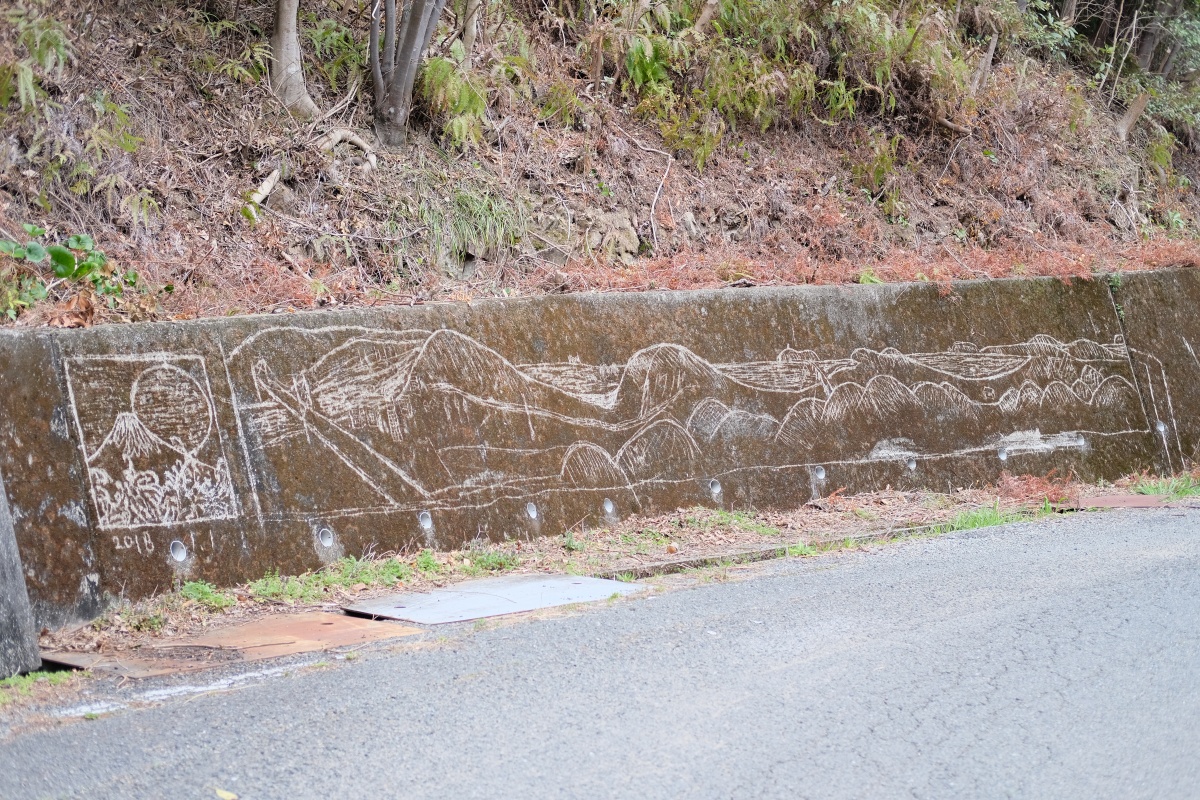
65,355,237,529
223,326,1171,522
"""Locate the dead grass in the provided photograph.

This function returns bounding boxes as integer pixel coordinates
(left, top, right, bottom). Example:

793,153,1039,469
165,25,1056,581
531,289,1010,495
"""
1,1,1198,327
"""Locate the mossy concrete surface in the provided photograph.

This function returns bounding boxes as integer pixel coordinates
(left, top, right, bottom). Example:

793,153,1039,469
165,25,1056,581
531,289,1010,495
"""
0,272,1193,665
0,478,39,678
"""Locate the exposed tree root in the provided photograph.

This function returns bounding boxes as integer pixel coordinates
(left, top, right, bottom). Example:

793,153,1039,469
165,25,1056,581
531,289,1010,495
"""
315,128,378,175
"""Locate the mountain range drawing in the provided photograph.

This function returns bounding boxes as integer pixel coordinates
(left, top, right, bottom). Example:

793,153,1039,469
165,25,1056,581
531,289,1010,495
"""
224,327,1159,521
65,356,238,530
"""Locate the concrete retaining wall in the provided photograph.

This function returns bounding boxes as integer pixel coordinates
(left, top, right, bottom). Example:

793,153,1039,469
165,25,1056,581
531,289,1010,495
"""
0,270,1194,673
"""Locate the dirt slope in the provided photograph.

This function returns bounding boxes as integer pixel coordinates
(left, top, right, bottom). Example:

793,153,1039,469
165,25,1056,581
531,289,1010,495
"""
1,0,1199,326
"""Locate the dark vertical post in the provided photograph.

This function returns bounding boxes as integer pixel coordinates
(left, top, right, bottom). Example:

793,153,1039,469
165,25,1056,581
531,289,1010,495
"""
0,474,39,678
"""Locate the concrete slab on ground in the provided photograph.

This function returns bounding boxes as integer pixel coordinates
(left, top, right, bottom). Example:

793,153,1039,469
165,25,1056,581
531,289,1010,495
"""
344,574,645,624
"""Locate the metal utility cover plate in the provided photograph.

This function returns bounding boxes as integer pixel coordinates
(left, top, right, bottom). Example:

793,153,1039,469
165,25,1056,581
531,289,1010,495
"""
1060,494,1200,510
344,574,644,624
40,612,421,677
174,610,422,660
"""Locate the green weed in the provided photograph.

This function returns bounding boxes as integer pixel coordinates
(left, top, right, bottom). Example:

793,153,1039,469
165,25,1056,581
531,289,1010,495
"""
125,611,165,632
179,581,235,611
709,509,781,537
0,223,144,319
0,7,70,114
415,549,440,575
247,556,416,602
0,670,73,707
416,184,526,268
420,41,487,150
1134,475,1200,501
539,80,586,128
0,271,46,320
936,501,1052,533
469,551,520,572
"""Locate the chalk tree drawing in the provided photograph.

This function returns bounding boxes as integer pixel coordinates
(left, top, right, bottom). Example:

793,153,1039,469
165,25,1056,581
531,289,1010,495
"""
225,326,1171,521
65,355,237,529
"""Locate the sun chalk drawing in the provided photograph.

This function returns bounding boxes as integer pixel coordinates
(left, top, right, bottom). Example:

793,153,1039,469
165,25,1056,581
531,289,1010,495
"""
64,355,237,530
220,327,1174,523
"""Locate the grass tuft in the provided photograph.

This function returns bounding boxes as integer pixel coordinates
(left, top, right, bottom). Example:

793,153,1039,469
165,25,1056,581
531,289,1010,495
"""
179,580,235,611
0,670,74,707
469,551,521,573
1133,475,1200,501
935,500,1055,534
247,556,416,602
707,509,781,537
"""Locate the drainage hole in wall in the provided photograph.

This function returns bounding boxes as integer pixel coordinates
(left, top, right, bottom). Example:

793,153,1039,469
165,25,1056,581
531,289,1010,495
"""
418,511,433,530
814,466,826,480
1156,420,1167,433
709,479,722,497
602,498,615,515
169,540,187,562
526,502,539,520
318,527,334,548
998,447,1009,462
906,458,917,472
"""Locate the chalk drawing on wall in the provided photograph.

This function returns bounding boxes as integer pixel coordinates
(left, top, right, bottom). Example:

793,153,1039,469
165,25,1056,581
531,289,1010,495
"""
64,355,238,530
224,326,1168,522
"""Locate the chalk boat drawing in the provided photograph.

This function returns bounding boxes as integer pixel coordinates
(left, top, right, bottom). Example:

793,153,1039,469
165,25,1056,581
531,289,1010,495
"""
224,327,1174,522
64,355,238,530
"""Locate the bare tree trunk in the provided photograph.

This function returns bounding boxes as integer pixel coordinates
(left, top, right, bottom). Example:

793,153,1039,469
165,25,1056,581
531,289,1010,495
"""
462,0,482,59
1136,0,1177,70
1060,0,1077,25
1117,91,1150,141
371,0,450,146
1109,9,1139,106
270,0,320,118
1093,0,1115,46
1096,0,1127,96
971,30,999,96
1159,41,1181,77
694,0,720,33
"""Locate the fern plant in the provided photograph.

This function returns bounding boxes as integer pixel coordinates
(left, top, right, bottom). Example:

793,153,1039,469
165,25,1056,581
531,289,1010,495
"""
304,16,365,92
0,7,70,114
419,41,488,150
626,35,669,90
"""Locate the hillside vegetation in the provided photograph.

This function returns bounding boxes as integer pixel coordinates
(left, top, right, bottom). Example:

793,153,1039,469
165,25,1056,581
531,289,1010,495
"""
1,0,1200,325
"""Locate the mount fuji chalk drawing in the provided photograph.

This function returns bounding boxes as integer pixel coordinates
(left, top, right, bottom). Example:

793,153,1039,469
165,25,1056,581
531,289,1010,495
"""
64,355,237,530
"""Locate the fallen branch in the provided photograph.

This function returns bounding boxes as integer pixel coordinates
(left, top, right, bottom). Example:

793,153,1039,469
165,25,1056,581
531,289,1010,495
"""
245,168,282,221
650,156,673,251
315,76,363,126
609,120,672,159
936,117,972,136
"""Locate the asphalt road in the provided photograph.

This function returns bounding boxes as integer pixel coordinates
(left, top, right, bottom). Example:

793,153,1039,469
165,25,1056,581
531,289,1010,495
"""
3,508,1199,799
